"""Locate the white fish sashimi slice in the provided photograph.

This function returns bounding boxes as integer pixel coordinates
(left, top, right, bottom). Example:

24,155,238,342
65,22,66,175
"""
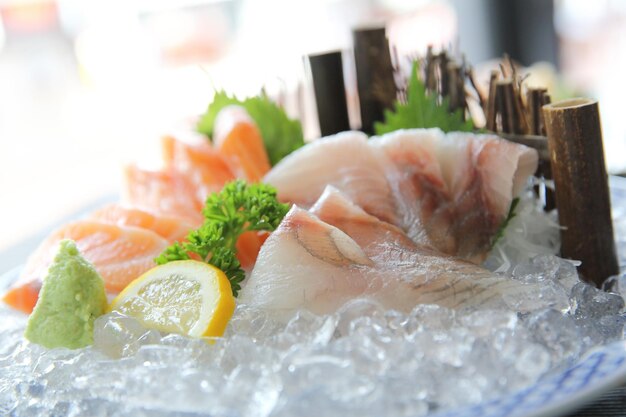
310,187,545,311
369,129,454,250
242,187,543,318
263,131,398,226
238,205,374,318
371,129,539,263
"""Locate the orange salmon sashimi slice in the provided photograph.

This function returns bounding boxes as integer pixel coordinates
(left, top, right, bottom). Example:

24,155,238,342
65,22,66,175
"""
89,203,198,242
162,135,236,184
235,231,269,270
162,135,236,201
3,220,169,314
122,164,204,224
213,106,271,182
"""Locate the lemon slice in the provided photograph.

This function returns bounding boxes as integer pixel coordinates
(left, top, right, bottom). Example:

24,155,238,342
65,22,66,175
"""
109,260,236,338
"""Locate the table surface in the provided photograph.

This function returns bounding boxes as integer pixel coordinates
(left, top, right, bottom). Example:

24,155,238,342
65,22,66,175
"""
566,385,626,416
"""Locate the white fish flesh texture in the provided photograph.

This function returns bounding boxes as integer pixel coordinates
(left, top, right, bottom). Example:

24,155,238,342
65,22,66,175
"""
264,129,538,263
239,187,541,318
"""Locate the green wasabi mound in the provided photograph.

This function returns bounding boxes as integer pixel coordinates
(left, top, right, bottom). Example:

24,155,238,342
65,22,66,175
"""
25,239,108,349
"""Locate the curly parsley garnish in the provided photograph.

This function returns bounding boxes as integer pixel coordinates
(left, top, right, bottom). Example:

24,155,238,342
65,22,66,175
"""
156,180,290,296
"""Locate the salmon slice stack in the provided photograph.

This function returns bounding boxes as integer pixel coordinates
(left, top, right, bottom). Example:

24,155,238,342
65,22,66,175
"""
3,221,170,313
122,164,205,224
89,204,197,242
161,135,236,201
4,109,276,314
213,106,272,182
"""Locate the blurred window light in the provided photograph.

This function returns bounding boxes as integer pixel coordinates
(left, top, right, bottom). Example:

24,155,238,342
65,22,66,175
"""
554,0,609,39
555,0,626,174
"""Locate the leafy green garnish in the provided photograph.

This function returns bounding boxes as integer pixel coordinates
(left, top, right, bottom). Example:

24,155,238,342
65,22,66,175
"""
490,198,520,249
374,62,474,135
197,91,305,166
156,180,290,296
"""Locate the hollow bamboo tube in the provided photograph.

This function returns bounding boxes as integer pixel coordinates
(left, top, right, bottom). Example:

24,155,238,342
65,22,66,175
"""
352,27,396,135
308,51,351,136
543,98,619,287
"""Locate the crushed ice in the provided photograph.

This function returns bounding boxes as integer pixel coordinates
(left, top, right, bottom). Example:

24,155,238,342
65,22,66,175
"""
1,182,626,417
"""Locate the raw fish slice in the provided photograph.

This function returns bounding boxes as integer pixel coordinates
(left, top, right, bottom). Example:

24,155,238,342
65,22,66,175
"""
310,187,537,310
264,131,398,225
235,231,268,270
162,135,236,201
123,165,204,224
122,163,264,270
213,106,272,182
371,129,538,262
239,206,374,317
89,204,197,242
241,187,543,317
72,202,261,278
309,186,418,253
3,221,169,313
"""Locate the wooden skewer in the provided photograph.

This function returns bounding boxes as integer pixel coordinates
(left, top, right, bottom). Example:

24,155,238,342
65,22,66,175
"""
543,98,619,287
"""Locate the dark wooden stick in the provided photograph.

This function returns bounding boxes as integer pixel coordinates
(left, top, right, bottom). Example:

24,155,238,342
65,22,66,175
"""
425,45,437,93
308,51,351,136
486,71,499,131
438,51,450,98
511,78,529,134
543,98,619,287
446,62,465,117
352,27,397,135
540,94,551,135
495,80,518,133
527,88,547,135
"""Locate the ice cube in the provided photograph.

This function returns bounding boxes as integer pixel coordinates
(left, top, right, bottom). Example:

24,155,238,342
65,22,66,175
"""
92,312,161,359
284,310,337,346
512,255,561,283
570,282,625,318
458,309,518,337
219,364,281,417
335,298,385,337
525,309,581,363
225,305,282,340
503,280,569,312
409,304,456,331
219,334,280,374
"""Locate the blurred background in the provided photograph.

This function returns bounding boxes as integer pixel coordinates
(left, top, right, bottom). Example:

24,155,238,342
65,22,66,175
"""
1,0,625,262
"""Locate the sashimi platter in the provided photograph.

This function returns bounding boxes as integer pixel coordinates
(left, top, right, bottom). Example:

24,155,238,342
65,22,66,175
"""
2,45,626,417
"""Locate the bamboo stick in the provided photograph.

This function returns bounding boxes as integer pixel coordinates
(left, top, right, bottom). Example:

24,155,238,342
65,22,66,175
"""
486,71,499,131
495,80,518,133
446,62,465,116
527,88,547,135
352,27,396,135
543,98,619,287
308,51,351,136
